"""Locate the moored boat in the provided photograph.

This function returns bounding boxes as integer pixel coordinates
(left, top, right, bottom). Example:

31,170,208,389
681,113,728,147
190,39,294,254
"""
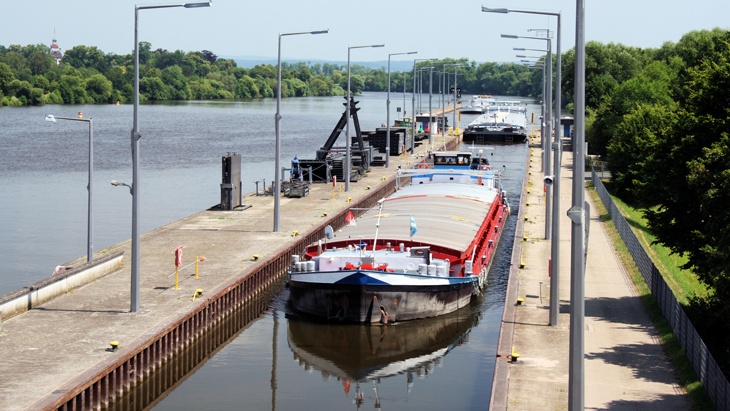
460,95,495,115
287,149,510,324
463,100,528,144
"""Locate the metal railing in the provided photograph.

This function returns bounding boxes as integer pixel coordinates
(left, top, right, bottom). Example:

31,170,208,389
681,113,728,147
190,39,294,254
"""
592,169,730,411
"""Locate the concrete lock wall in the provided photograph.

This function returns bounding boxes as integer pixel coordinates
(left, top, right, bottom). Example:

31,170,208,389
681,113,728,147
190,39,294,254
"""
0,251,124,321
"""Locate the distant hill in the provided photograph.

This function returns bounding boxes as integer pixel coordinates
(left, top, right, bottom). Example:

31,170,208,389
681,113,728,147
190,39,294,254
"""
222,56,415,72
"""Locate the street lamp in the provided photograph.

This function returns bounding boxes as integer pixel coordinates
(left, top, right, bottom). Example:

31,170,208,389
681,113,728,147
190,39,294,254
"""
483,5,563,326
442,63,462,136
386,51,417,168
44,114,94,263
568,3,587,408
274,29,328,232
502,32,553,240
411,58,436,153
346,43,384,191
131,0,210,312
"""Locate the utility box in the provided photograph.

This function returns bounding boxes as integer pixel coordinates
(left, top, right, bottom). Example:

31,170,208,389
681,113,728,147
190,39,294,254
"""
221,152,241,210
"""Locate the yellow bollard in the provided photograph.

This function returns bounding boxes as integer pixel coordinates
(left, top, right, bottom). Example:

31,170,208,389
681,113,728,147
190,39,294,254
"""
292,230,299,237
174,267,179,290
191,288,203,301
347,197,351,203
511,346,520,362
322,211,328,216
109,341,119,351
195,256,205,279
252,254,259,261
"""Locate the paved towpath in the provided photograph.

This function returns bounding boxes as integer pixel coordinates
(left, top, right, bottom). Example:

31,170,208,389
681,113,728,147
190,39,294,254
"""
493,142,690,410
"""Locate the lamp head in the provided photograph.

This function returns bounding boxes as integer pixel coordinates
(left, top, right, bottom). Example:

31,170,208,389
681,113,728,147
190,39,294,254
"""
184,1,211,8
481,6,509,13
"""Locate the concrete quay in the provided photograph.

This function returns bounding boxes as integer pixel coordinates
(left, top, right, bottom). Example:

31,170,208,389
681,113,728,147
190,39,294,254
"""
0,132,459,411
491,141,691,410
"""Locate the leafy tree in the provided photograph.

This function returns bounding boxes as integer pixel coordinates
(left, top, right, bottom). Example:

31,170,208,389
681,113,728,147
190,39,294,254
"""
249,64,276,80
161,65,190,99
200,50,217,64
154,49,185,70
1,51,31,81
0,62,15,94
308,77,330,96
591,60,676,158
286,78,308,97
181,52,210,78
32,75,50,92
254,77,274,98
140,76,169,100
205,71,236,95
632,38,730,373
606,103,679,200
6,79,33,104
58,73,88,103
235,75,258,98
62,45,109,73
348,74,365,95
27,52,54,76
85,73,113,103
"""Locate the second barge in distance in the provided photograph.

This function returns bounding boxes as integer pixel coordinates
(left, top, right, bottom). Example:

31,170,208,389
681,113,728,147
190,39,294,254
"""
462,100,529,144
287,149,510,324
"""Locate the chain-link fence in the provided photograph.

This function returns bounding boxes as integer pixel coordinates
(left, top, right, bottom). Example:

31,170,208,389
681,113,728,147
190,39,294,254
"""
592,170,729,410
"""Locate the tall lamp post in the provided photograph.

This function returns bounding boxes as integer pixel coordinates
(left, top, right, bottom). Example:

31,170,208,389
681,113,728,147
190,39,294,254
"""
386,51,417,168
483,6,563,327
44,114,94,263
274,29,329,232
568,1,587,407
442,63,462,136
451,66,462,136
346,43,384,191
411,58,436,153
130,0,210,313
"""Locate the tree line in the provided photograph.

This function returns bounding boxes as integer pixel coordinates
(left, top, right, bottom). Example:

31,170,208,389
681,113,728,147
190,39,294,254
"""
0,42,544,107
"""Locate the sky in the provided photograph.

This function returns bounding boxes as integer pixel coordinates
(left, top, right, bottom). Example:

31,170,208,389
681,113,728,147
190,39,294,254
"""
3,0,730,66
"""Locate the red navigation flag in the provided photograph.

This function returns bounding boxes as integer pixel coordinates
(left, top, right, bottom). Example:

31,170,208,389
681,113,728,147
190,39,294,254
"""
345,211,356,226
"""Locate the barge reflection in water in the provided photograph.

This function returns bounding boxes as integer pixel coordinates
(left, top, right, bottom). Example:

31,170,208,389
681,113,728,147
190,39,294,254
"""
287,306,480,383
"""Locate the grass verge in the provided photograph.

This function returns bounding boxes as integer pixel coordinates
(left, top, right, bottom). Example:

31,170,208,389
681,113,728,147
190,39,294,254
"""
588,185,714,410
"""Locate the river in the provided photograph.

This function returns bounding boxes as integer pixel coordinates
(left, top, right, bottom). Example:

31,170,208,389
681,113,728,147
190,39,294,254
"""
0,93,533,410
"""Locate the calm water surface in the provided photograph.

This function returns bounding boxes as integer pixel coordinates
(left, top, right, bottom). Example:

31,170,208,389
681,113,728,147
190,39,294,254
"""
0,94,534,410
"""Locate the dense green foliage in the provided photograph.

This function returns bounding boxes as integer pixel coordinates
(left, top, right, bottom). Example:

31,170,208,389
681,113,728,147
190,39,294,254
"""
0,43,547,107
587,28,730,377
